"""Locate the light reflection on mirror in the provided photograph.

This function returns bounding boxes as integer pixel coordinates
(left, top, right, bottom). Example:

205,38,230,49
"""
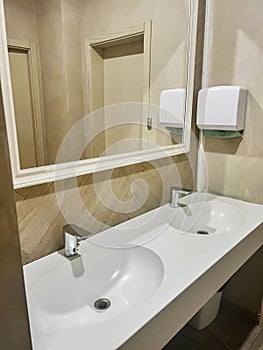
4,0,190,169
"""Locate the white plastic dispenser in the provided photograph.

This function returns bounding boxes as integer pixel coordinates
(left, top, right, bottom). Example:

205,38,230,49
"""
159,88,186,127
197,86,247,130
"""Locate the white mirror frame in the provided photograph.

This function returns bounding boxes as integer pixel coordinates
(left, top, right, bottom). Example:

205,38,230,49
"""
0,0,198,189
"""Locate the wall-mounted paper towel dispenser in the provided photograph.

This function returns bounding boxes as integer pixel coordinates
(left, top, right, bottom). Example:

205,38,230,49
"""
197,86,247,131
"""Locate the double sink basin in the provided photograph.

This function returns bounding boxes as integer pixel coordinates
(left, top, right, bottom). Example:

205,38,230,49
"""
23,192,263,350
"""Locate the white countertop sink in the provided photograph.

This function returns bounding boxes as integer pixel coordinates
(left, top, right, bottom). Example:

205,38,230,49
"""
23,192,263,350
30,245,164,318
170,200,246,234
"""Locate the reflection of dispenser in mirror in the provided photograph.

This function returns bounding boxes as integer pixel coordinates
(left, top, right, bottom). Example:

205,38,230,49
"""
159,88,186,142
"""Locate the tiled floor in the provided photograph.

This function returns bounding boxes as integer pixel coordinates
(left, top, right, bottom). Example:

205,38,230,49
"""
163,300,263,350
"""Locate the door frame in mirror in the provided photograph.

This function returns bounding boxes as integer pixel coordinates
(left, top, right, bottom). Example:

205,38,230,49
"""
84,21,152,157
7,38,47,167
0,0,198,189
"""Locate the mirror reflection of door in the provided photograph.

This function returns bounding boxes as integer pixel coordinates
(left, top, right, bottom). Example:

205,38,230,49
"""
86,30,149,157
8,41,46,169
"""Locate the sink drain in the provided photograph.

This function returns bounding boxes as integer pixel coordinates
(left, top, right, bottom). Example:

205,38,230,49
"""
196,230,209,235
94,298,111,311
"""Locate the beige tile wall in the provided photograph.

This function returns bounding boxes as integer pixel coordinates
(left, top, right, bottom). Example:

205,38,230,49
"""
4,0,38,42
0,82,32,349
204,0,263,205
36,0,85,164
16,155,195,265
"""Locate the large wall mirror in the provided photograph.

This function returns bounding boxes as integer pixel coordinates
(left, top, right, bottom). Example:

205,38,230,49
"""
0,0,198,188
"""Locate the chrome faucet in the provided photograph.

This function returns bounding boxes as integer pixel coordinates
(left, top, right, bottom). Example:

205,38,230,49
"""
169,187,192,208
63,224,93,257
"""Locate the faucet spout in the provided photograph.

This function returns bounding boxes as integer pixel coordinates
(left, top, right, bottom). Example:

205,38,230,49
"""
169,187,192,208
63,224,93,257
